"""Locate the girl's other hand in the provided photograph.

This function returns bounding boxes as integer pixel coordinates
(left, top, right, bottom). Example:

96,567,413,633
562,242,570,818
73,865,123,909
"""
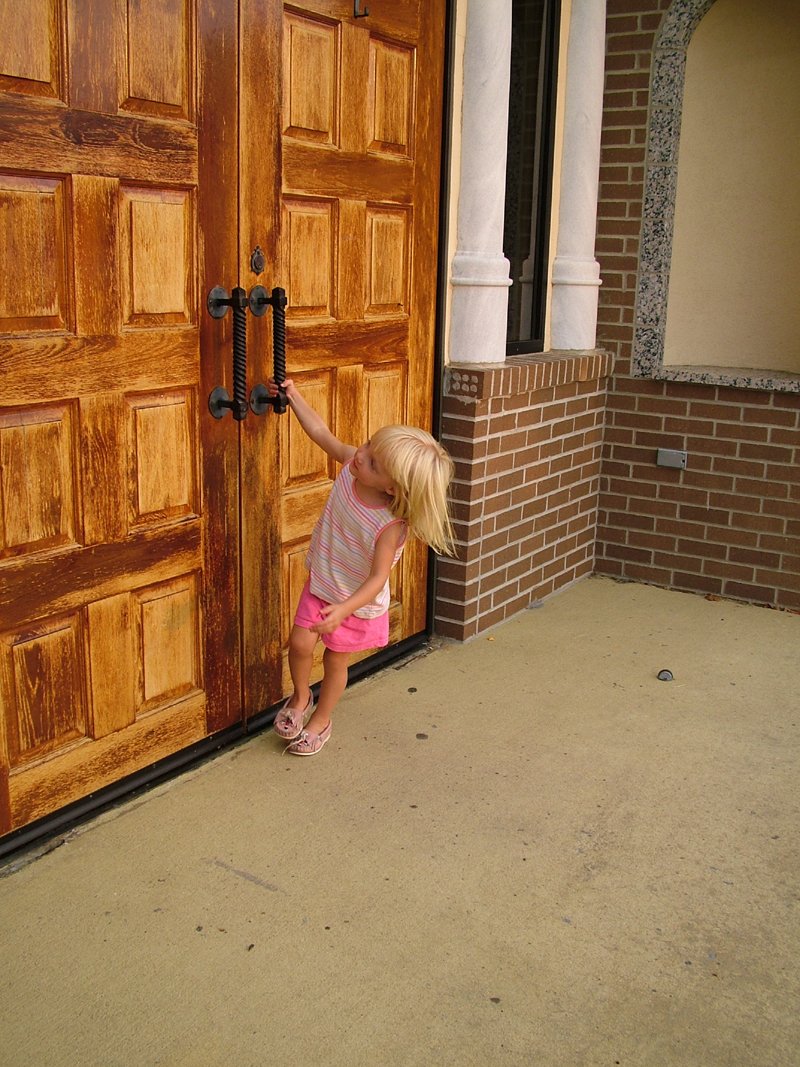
311,602,348,634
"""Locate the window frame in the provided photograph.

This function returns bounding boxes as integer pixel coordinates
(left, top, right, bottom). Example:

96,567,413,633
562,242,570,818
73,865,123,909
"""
504,0,561,357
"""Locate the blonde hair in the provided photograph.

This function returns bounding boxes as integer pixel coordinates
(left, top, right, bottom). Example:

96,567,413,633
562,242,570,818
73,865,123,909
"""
371,425,456,556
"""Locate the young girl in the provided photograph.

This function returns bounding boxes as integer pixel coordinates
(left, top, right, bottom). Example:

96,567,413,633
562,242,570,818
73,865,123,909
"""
267,377,455,756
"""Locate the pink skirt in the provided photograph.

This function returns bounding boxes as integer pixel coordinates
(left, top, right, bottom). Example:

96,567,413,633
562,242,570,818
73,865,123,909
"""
293,580,389,653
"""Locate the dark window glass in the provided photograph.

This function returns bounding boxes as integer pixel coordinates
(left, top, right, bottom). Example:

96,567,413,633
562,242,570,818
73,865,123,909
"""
504,0,560,354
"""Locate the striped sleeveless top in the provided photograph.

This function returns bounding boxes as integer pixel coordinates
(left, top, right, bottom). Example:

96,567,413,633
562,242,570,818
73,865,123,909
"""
306,462,407,619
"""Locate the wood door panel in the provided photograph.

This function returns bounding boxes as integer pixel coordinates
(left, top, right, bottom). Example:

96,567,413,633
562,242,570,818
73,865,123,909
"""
283,146,413,201
0,524,202,626
0,173,72,333
282,10,340,144
2,334,199,401
282,196,336,319
0,0,63,99
121,0,194,119
126,389,199,530
0,611,89,768
87,593,137,737
73,177,123,336
0,98,198,183
66,0,119,113
275,1,444,685
367,36,416,156
286,320,408,366
119,185,196,326
365,205,411,316
0,403,80,558
6,694,206,830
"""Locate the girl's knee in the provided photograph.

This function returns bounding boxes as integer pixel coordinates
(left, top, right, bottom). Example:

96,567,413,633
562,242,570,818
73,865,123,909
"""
289,624,317,655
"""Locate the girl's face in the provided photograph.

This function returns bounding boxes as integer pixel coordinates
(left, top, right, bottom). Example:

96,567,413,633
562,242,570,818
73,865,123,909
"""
351,440,396,497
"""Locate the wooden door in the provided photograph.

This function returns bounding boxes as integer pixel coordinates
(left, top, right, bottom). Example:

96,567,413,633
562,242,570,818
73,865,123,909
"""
0,0,252,835
261,2,445,688
0,0,445,837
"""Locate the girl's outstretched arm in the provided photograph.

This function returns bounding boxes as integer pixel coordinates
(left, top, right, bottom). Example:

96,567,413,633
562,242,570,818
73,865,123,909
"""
268,378,355,465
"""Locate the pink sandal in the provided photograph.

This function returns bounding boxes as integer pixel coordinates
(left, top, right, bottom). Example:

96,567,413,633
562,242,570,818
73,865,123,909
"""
273,692,314,740
285,720,332,757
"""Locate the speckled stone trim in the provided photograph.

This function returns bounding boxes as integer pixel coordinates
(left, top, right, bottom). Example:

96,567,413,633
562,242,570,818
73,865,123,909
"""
633,0,800,394
653,364,800,394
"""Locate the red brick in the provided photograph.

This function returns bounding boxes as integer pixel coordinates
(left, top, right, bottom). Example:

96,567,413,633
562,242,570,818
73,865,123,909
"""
684,471,735,492
704,559,755,582
771,427,800,446
705,525,759,549
608,511,655,531
621,562,673,584
712,458,766,478
678,537,728,560
434,617,478,641
634,531,678,552
730,547,781,568
664,417,714,435
607,32,658,52
776,590,800,611
723,581,775,604
653,551,702,573
605,543,653,564
735,478,789,499
762,498,800,519
606,71,651,91
604,56,641,78
674,572,723,595
722,388,773,406
688,402,741,420
727,509,785,537
740,442,794,463
607,13,640,32
767,463,800,484
743,406,797,427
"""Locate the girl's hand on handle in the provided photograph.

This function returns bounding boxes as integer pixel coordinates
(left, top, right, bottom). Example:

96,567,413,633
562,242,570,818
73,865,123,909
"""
267,377,296,400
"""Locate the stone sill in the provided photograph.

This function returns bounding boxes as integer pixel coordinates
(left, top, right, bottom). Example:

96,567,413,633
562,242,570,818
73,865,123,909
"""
653,365,800,394
445,350,614,402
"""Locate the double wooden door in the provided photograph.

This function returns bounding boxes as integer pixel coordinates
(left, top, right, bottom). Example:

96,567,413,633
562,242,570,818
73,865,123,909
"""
0,0,444,835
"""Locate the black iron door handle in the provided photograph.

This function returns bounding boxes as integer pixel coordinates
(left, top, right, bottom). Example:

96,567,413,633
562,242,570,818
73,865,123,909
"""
250,286,289,416
207,284,289,419
207,286,250,421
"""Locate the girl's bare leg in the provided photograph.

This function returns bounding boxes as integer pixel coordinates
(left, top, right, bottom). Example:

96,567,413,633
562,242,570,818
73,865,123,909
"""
286,624,318,709
305,647,350,733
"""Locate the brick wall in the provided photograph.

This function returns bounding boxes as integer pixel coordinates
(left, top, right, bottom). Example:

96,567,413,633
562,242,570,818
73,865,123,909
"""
434,352,613,640
595,0,800,611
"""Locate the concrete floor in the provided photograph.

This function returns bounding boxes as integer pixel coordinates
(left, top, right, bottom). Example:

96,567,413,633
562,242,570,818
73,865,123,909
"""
1,576,798,1067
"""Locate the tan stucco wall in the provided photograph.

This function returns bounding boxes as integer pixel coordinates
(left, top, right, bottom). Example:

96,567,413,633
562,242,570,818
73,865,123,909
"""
664,0,800,373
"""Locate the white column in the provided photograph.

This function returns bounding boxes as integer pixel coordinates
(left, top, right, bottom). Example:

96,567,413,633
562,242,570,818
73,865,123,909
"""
448,0,513,364
550,0,606,350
